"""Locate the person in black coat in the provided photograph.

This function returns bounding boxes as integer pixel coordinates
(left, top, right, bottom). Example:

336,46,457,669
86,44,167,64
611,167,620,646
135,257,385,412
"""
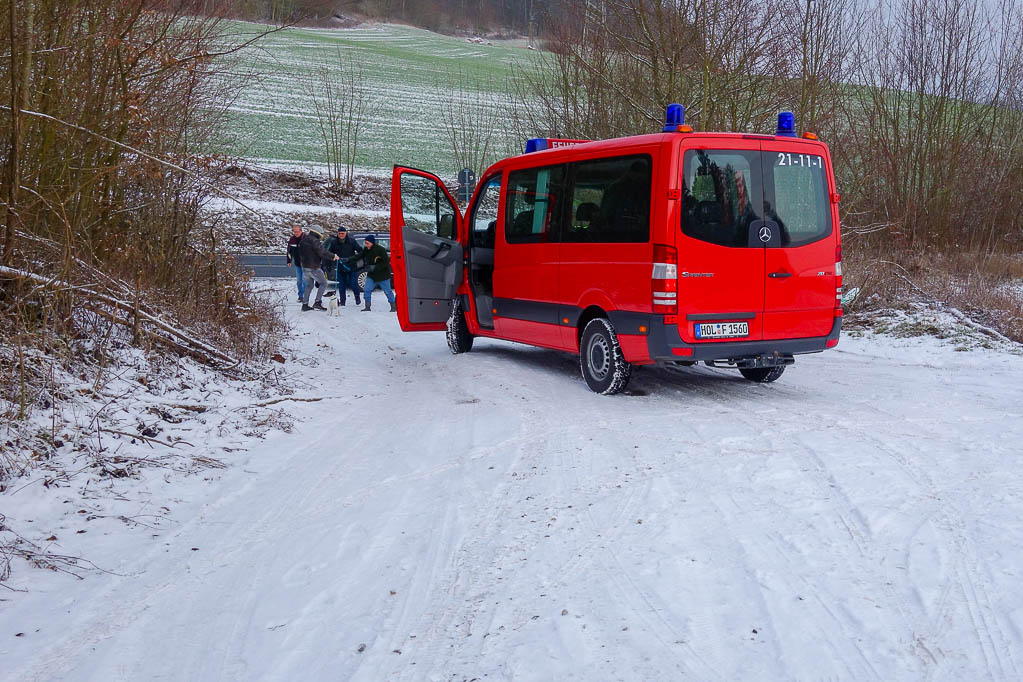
286,224,306,302
298,229,338,311
326,227,364,306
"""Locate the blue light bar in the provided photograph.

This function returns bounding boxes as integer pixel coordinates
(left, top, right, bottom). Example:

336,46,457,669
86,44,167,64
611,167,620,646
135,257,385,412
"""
524,138,548,154
663,103,685,132
776,111,797,137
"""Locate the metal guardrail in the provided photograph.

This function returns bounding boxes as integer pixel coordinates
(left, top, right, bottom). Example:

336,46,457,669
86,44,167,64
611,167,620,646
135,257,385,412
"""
233,254,294,278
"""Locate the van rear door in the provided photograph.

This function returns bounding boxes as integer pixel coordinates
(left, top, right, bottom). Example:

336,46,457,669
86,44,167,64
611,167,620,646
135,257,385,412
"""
390,167,465,332
759,142,837,339
676,142,766,343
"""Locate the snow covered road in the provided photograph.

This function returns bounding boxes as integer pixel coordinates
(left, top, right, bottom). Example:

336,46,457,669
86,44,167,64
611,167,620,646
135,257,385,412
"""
5,287,1023,681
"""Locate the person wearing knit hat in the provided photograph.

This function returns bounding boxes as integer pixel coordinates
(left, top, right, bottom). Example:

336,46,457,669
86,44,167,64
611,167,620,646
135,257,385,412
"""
357,234,396,312
326,226,363,306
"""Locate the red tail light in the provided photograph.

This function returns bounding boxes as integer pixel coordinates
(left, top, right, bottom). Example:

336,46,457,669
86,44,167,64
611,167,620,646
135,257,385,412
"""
834,243,843,313
652,244,677,314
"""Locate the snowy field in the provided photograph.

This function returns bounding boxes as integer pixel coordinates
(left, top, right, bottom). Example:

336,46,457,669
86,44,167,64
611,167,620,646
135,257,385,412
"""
219,22,529,174
4,281,1023,681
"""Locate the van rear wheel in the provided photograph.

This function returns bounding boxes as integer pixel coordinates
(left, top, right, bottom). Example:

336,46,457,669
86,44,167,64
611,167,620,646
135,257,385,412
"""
739,366,786,383
446,299,474,354
580,318,632,395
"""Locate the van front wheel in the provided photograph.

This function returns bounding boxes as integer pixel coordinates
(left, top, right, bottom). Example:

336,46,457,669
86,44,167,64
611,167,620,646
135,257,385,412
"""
739,366,785,383
580,318,632,395
446,299,474,354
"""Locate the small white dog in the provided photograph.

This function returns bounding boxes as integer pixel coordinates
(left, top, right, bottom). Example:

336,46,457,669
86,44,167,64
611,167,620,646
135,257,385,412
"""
327,295,340,316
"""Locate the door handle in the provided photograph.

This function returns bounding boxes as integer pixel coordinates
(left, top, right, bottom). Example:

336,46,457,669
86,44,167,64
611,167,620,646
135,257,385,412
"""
430,241,452,259
768,271,792,278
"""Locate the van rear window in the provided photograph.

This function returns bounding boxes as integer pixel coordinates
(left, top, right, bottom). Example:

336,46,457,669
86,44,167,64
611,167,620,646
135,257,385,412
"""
682,149,831,248
767,153,831,247
681,150,761,248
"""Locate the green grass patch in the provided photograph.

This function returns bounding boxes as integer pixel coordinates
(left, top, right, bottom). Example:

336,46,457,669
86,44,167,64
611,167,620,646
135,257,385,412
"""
217,21,536,177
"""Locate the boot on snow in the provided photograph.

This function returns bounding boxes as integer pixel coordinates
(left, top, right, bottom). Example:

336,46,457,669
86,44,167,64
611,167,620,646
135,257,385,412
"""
361,301,371,312
389,301,397,313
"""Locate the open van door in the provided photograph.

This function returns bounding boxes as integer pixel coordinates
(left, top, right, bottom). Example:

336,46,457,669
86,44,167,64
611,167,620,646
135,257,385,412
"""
390,167,465,332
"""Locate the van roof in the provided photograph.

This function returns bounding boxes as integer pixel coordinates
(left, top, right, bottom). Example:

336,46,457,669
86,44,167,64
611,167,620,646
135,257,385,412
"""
506,130,827,164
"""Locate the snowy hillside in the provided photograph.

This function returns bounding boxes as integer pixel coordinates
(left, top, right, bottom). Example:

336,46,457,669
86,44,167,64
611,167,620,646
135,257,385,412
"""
221,22,527,173
3,281,1023,680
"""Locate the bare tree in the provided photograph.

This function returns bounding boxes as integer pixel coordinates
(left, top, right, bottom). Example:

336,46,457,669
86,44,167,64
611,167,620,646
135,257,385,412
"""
3,0,32,266
443,69,504,185
518,0,798,139
309,49,365,191
787,0,855,135
0,0,285,369
846,0,1023,251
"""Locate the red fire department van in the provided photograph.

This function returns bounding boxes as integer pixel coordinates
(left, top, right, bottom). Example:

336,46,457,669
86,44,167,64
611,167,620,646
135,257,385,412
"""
389,105,842,394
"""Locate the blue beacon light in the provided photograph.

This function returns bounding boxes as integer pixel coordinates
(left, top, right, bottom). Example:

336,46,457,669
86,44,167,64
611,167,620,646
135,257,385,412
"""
776,111,797,137
524,138,548,154
663,103,685,132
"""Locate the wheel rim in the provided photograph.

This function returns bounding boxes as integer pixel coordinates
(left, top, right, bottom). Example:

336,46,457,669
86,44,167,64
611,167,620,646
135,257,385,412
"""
586,333,611,381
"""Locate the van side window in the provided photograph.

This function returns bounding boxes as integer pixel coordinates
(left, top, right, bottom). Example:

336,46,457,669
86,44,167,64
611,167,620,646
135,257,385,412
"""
400,172,459,240
681,150,761,248
505,165,566,244
565,155,651,243
766,153,831,247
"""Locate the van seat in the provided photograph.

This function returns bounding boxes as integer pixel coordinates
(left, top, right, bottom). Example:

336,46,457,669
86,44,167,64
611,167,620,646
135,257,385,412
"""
691,200,724,240
575,202,598,222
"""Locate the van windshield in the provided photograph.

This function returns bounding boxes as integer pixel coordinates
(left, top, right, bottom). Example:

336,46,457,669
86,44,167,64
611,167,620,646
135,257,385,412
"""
681,149,831,248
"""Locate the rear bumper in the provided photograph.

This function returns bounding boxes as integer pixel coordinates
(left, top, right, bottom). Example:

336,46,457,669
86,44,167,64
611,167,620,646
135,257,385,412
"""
608,311,842,364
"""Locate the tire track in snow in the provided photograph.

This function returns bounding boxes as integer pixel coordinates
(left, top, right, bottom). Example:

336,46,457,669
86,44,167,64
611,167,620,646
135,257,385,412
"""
557,426,721,680
831,421,1020,681
687,404,927,679
784,430,938,675
384,374,567,679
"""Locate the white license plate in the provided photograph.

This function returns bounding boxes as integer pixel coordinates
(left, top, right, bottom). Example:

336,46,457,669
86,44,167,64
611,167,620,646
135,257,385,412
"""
695,321,749,339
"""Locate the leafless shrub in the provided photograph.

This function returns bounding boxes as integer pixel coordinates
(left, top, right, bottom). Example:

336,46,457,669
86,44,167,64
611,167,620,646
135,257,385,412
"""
308,48,366,191
843,0,1023,253
442,69,508,184
518,0,823,139
844,245,1023,342
0,2,286,490
0,3,285,361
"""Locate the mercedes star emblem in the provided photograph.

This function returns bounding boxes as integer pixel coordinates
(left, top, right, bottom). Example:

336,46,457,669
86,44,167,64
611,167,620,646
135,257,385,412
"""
759,226,772,243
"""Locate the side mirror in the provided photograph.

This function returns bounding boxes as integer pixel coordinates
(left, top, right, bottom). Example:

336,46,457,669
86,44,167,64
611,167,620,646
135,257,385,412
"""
438,213,455,240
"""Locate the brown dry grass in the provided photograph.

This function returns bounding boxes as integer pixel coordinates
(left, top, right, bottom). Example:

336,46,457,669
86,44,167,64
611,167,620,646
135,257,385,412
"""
844,244,1023,342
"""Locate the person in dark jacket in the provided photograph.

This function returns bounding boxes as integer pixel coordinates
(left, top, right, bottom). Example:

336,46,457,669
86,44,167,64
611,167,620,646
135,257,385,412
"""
286,224,305,302
326,227,363,306
352,234,395,312
299,229,339,311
